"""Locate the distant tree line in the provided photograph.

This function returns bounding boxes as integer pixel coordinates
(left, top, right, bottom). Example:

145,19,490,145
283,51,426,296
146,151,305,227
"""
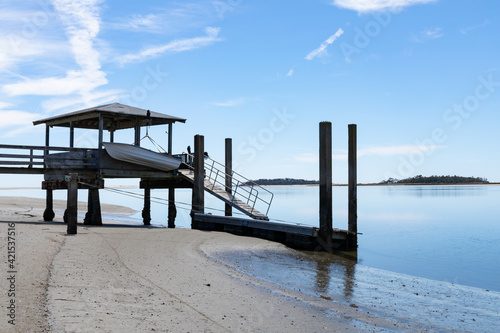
245,178,319,186
379,175,489,185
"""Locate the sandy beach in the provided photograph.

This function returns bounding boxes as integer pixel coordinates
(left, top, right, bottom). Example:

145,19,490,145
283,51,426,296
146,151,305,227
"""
1,196,499,332
0,196,366,332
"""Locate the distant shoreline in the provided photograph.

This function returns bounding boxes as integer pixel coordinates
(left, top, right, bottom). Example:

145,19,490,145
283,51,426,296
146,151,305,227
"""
245,183,500,187
1,183,499,191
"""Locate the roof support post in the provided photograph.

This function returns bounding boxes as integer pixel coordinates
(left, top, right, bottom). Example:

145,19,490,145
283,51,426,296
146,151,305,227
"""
69,121,75,148
98,115,104,167
134,119,140,146
44,125,50,168
168,122,173,155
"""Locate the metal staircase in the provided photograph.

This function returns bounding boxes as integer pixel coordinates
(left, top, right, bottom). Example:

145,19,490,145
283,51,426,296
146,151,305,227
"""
178,156,273,220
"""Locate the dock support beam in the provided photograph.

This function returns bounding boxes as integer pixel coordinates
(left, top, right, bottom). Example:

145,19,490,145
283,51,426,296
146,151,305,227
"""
43,189,55,221
84,188,102,226
69,121,74,148
225,138,232,217
66,173,78,235
142,187,151,225
134,120,141,146
168,186,176,228
348,124,358,245
319,122,333,251
191,135,205,217
168,123,173,155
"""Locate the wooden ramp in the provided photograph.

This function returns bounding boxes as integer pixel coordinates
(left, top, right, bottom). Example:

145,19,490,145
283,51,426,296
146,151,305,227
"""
178,169,269,220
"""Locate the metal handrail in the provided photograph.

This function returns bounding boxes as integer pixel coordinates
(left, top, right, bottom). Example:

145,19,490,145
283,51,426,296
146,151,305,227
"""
184,153,274,216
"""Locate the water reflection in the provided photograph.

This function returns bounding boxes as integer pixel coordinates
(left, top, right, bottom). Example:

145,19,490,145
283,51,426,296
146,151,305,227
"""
305,251,357,301
383,185,487,198
215,247,358,303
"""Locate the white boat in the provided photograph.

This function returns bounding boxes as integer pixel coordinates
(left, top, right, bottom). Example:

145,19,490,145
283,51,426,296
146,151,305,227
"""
103,142,181,171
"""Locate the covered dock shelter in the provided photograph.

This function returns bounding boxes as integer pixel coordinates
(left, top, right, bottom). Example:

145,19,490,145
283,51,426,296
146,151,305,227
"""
33,103,187,227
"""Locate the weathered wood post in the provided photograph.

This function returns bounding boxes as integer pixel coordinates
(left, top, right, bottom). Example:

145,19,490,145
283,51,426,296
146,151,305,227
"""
84,188,102,226
225,138,232,217
191,135,205,218
43,189,55,221
319,122,333,251
348,124,358,247
142,187,151,225
168,123,173,155
66,173,78,235
134,119,141,146
98,115,104,169
168,186,176,228
69,121,75,148
44,124,50,168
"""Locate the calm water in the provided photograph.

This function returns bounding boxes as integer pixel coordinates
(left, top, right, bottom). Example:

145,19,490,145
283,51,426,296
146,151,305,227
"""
2,185,499,330
1,185,499,292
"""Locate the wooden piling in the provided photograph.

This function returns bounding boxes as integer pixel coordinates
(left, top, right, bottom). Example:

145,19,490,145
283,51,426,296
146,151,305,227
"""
43,189,55,221
225,138,232,217
319,122,333,250
348,124,358,242
84,188,102,225
168,186,176,228
66,173,78,234
191,135,205,216
142,187,151,225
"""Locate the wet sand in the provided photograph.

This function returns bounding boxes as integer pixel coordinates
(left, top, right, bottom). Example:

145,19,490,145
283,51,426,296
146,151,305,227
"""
1,196,499,332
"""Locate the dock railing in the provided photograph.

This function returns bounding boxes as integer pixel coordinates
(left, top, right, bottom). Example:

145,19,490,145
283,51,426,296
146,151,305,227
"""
184,153,274,217
0,144,98,171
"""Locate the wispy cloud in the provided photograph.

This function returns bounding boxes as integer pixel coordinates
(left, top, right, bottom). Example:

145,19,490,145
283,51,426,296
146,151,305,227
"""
413,27,444,42
331,0,438,13
0,102,13,109
0,109,45,138
209,97,245,107
110,3,214,34
118,27,222,65
286,69,294,77
305,28,344,60
1,0,111,109
460,20,490,35
0,110,39,128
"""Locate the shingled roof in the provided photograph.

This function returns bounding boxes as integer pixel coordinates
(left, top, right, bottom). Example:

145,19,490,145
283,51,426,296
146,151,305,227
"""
33,103,186,130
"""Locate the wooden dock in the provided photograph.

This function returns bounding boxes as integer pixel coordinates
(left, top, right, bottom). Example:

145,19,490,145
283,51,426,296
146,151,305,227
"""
192,213,356,251
0,103,358,252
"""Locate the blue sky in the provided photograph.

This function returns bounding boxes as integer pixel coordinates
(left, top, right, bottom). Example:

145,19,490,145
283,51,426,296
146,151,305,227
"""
0,0,499,187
